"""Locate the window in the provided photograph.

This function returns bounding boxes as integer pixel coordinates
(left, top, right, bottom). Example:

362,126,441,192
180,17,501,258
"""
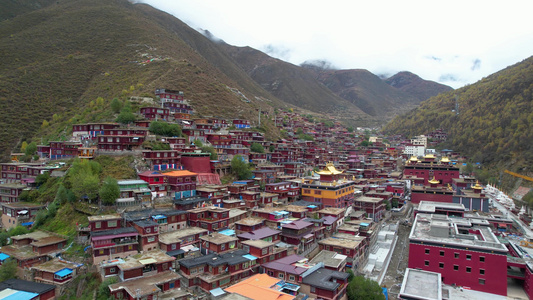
95,222,101,229
466,254,472,260
440,250,444,256
205,242,209,248
289,275,295,281
480,269,485,275
169,282,175,289
479,279,485,285
454,253,459,259
453,265,459,271
108,220,117,227
171,244,177,250
425,249,430,254
146,228,151,233
110,268,116,273
147,236,155,243
425,261,429,266
221,244,225,251
278,273,285,279
479,256,485,262
466,267,471,273
311,286,316,293
439,263,444,269
262,248,268,255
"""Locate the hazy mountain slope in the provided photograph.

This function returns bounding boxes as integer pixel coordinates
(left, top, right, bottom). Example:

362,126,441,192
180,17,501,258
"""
0,0,283,160
309,68,422,118
384,56,533,170
0,0,57,21
219,45,370,120
385,71,453,102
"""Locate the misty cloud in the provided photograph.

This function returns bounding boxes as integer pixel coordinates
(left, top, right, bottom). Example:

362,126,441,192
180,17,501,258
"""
471,59,481,70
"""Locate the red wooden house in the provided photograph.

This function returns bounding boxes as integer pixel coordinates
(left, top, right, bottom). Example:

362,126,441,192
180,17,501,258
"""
200,232,238,254
188,206,229,231
240,239,288,264
91,227,139,264
140,107,170,121
132,220,159,252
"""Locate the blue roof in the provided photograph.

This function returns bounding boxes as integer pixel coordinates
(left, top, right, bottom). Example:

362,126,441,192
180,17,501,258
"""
210,287,226,296
2,290,39,300
152,215,166,219
54,268,73,277
243,254,258,261
218,229,235,236
360,222,369,226
307,205,317,208
21,222,34,226
0,253,10,261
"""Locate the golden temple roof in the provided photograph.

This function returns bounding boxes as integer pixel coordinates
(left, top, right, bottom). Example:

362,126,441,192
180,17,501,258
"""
316,162,343,175
409,156,419,161
473,181,483,190
424,154,436,159
428,177,440,184
440,156,450,163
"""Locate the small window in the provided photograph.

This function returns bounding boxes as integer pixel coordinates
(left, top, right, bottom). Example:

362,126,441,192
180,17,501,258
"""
95,222,101,229
479,256,485,262
466,267,471,273
425,260,429,266
278,273,284,279
479,279,485,285
110,267,116,273
146,228,151,233
425,249,430,254
480,269,485,275
466,254,472,260
454,253,459,259
440,250,444,256
289,275,295,281
453,265,459,271
439,262,444,269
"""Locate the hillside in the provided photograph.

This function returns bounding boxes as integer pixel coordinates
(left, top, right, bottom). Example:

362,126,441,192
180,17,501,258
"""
384,71,453,102
220,44,371,121
0,0,286,161
384,56,533,172
306,68,423,118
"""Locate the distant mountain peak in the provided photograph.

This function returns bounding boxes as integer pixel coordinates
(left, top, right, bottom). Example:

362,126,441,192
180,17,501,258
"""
384,71,453,102
300,60,337,71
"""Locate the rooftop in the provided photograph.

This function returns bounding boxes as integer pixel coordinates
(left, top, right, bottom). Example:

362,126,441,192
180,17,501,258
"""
399,268,441,300
353,196,383,203
30,258,78,273
200,232,238,244
410,213,508,252
167,227,207,239
0,279,55,295
309,250,347,269
0,202,45,209
224,274,294,300
318,236,364,249
178,249,251,268
235,217,265,226
119,250,175,270
302,267,349,291
88,214,121,222
417,201,466,213
317,207,345,215
158,231,184,245
237,227,280,240
109,271,181,298
240,239,275,249
91,227,138,238
282,220,313,230
262,254,309,275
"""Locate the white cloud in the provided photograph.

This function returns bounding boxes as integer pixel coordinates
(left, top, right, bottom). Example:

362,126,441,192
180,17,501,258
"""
136,0,533,88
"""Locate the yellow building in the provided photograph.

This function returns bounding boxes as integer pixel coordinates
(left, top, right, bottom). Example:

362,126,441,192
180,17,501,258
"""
301,163,355,208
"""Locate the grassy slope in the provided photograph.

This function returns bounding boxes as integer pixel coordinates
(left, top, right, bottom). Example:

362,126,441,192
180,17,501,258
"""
384,71,453,102
0,0,285,161
384,56,533,174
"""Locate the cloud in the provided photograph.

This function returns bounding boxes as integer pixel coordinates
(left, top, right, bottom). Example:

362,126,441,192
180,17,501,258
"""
471,59,481,71
135,0,533,89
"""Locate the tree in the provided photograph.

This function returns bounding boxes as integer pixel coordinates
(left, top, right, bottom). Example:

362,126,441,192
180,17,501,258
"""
347,276,385,300
149,121,182,137
200,145,218,160
25,142,37,156
99,177,120,205
116,102,136,124
347,127,354,133
55,184,68,204
111,98,122,113
361,140,370,147
0,258,17,281
250,143,265,153
231,155,252,180
20,141,28,152
269,145,275,152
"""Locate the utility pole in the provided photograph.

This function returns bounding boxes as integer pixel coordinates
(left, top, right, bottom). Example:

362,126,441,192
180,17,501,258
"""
258,107,261,127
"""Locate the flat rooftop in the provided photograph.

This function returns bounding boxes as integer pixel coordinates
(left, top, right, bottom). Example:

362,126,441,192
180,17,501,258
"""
88,214,121,222
235,217,264,226
200,232,238,244
410,213,507,252
417,201,466,213
353,196,382,203
318,236,364,249
309,250,347,269
158,231,184,244
118,250,175,270
399,268,442,300
317,207,345,215
167,227,207,239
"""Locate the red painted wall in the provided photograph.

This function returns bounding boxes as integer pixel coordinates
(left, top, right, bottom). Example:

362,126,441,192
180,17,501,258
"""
408,243,507,296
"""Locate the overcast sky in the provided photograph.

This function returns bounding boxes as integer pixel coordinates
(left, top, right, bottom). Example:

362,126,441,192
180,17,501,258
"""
136,0,533,89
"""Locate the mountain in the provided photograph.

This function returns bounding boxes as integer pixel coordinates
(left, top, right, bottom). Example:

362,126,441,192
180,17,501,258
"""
0,0,288,161
0,0,57,21
384,71,453,102
384,56,533,172
303,67,423,118
220,45,370,120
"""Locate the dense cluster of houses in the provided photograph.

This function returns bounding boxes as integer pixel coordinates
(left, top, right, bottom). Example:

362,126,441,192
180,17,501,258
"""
3,87,526,299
